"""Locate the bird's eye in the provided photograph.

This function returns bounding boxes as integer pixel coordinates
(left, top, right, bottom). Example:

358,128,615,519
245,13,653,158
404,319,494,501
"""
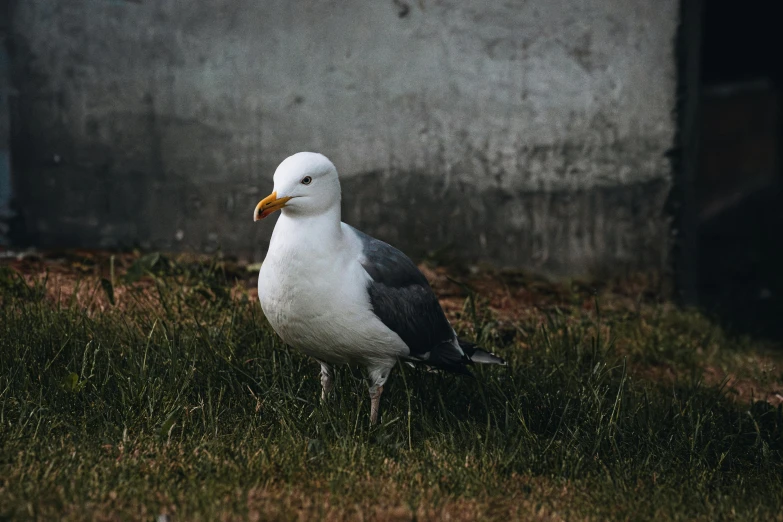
301,176,312,185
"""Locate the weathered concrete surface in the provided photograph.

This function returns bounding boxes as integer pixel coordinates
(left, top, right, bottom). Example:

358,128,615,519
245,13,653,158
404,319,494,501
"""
8,0,678,275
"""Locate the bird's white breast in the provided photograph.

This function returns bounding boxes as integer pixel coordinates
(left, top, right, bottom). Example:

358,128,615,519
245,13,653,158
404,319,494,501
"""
258,218,408,366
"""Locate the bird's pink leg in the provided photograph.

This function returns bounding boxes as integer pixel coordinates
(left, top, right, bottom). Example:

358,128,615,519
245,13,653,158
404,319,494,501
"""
318,361,333,402
368,365,392,425
369,385,384,425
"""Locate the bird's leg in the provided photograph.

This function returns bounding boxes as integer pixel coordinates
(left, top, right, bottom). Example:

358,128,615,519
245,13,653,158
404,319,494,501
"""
318,361,333,402
368,366,391,425
369,384,383,425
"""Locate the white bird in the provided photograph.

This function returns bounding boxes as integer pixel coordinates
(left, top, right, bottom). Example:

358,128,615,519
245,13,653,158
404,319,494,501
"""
254,152,505,424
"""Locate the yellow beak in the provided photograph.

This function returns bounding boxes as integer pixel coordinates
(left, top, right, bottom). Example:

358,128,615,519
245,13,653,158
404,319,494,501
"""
254,191,292,221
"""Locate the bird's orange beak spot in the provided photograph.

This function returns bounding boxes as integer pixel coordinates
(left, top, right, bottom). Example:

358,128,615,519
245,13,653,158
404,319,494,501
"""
254,192,292,221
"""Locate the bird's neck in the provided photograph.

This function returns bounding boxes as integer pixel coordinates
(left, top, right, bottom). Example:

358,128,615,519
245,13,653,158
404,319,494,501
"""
273,205,343,248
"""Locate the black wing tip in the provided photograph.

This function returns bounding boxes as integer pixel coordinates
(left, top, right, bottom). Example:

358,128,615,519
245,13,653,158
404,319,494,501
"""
401,357,475,376
469,348,507,366
458,339,507,366
403,342,506,376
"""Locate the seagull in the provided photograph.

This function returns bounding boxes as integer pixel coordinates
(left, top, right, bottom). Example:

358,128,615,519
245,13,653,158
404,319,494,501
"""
253,152,506,424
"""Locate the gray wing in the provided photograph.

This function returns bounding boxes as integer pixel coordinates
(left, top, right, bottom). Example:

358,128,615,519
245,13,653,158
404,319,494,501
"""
349,225,471,373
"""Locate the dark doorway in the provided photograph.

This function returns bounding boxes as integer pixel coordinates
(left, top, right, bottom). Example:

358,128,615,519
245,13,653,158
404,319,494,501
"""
695,0,783,340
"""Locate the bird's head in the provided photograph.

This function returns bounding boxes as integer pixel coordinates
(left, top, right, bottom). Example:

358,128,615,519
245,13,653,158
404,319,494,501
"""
253,152,341,221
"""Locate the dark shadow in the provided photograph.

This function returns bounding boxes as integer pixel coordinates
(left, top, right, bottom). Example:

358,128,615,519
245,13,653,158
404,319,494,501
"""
697,183,783,342
692,0,783,343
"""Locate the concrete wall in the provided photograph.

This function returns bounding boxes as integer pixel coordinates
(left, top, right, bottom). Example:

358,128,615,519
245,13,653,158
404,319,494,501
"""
8,0,678,275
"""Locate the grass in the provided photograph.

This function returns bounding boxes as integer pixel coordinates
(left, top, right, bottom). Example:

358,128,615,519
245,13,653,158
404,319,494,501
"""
0,254,782,521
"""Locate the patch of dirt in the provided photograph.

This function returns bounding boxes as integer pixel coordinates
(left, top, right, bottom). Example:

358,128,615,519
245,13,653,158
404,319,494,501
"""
632,359,783,407
702,364,783,406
